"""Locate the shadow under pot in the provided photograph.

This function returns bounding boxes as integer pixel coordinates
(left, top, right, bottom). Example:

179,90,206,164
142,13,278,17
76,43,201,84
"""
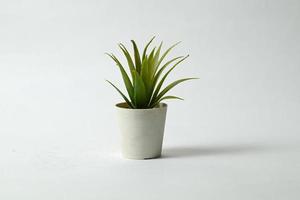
116,102,167,160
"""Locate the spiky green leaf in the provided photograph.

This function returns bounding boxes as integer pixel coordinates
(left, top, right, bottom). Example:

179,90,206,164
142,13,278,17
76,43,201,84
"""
142,36,155,61
153,42,162,73
156,41,181,70
106,80,134,108
118,43,136,83
159,95,184,101
152,95,184,107
153,56,184,86
150,55,189,105
151,78,197,107
131,40,142,73
147,47,156,80
106,53,134,102
134,72,148,108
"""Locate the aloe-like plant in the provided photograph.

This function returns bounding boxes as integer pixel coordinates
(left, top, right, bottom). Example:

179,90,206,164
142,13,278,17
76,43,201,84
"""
106,37,197,109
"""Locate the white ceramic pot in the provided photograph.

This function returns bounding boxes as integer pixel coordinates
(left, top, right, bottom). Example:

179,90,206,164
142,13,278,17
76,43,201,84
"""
116,102,167,159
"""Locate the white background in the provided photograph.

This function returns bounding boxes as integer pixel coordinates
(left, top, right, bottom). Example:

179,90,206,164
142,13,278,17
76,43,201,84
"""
1,0,300,199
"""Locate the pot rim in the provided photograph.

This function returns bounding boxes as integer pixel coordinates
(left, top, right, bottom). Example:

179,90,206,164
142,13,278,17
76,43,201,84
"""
115,102,167,110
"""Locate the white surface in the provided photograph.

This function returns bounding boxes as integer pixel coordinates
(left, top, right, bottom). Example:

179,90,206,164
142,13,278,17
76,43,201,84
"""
1,0,300,199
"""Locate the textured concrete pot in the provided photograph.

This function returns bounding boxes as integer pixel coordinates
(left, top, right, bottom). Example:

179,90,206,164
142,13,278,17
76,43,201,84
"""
116,102,167,159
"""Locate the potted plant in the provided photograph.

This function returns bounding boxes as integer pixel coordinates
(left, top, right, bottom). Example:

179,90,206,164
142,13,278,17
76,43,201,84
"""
106,37,197,159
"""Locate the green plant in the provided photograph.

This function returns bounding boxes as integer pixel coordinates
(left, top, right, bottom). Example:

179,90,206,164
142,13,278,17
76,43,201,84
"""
106,37,197,109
